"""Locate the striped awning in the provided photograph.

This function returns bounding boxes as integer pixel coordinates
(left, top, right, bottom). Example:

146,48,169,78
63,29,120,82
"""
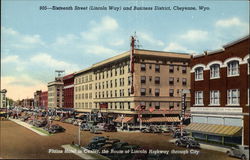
185,123,242,136
113,116,134,123
141,117,180,123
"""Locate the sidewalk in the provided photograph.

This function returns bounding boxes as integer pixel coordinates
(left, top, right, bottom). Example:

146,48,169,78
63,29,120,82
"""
9,118,48,136
61,144,110,160
169,139,229,153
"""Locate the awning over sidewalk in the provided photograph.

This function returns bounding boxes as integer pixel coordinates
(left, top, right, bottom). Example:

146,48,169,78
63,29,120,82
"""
113,116,134,123
141,117,180,123
75,113,85,117
185,123,242,136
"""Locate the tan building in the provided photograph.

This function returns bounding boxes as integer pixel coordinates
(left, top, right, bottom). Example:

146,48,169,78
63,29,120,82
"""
48,78,64,108
74,49,191,124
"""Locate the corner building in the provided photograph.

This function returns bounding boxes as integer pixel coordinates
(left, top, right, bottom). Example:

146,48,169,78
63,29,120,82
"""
187,35,249,146
74,49,191,124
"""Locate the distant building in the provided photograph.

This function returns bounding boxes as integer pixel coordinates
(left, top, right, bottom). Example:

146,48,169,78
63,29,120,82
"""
187,35,249,146
0,89,7,108
48,77,64,108
63,73,74,108
41,91,48,109
22,98,34,108
34,90,42,108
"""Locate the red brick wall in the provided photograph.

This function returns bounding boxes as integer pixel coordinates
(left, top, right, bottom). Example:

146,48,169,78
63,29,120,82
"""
244,115,249,145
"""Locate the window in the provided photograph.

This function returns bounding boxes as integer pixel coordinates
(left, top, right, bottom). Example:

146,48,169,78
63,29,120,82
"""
227,89,240,105
155,64,160,72
182,78,187,86
195,91,203,105
169,77,174,85
155,77,160,84
228,61,239,76
169,65,174,73
149,76,152,82
128,76,131,85
141,88,146,96
149,64,152,69
141,64,146,71
110,80,113,88
155,102,160,109
210,90,220,105
141,76,146,84
169,102,174,109
195,67,203,80
149,88,152,95
155,89,160,96
169,89,174,97
182,66,187,74
210,64,220,78
115,79,117,87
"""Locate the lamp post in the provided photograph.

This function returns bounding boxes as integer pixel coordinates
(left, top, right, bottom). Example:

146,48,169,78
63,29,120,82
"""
180,89,190,137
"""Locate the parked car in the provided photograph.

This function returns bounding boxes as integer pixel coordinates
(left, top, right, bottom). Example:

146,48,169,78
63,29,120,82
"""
172,130,189,138
105,139,120,145
47,124,65,134
90,125,102,134
90,136,108,143
104,124,117,132
175,136,200,148
112,142,129,150
85,141,106,150
141,126,162,133
226,145,249,160
33,119,47,127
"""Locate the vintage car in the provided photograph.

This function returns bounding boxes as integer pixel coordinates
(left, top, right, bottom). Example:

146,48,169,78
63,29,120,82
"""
175,136,200,148
33,119,47,127
104,124,117,132
172,130,189,138
47,124,65,134
226,145,249,160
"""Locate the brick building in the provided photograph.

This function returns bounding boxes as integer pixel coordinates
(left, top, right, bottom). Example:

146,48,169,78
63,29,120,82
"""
41,91,48,109
187,35,249,146
34,90,42,108
63,73,74,108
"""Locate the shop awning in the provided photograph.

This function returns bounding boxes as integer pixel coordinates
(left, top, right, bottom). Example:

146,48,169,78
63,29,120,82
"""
141,117,180,123
75,113,85,117
185,123,242,136
113,116,134,123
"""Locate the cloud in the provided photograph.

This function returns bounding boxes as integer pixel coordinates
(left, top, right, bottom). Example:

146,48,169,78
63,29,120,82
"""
215,17,245,28
179,30,208,41
81,16,119,41
83,45,117,55
1,76,47,100
137,32,164,46
109,39,125,46
30,53,80,73
53,34,79,45
1,55,19,63
164,42,196,53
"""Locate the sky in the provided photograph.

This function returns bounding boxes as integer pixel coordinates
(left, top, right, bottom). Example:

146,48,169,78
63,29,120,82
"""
1,0,249,100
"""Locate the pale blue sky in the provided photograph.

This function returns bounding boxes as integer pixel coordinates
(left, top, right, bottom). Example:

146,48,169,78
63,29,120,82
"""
1,0,249,100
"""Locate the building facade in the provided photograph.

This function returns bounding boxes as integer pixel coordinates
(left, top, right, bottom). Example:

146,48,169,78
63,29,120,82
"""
34,90,42,108
0,89,7,108
48,77,64,108
74,49,191,124
21,98,34,108
41,91,48,109
63,73,75,108
187,35,249,146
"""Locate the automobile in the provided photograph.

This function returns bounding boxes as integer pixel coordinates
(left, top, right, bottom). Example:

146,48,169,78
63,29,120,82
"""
33,119,47,127
80,123,90,131
47,124,65,134
90,126,102,134
96,123,106,131
85,141,106,150
121,144,140,150
141,126,162,133
104,124,117,132
105,139,120,145
226,145,249,160
175,136,200,148
73,119,83,126
98,143,113,152
112,142,129,150
64,118,75,124
20,115,30,121
172,130,189,138
90,136,109,143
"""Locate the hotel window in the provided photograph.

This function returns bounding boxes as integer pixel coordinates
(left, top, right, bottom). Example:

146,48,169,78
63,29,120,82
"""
110,91,113,97
149,64,152,69
155,102,160,109
227,89,240,105
195,91,203,105
115,69,117,76
155,89,160,97
82,93,84,99
115,90,117,97
195,67,203,80
140,102,146,109
106,81,108,88
169,65,174,73
110,80,113,88
149,76,152,82
169,77,174,85
102,72,105,79
210,90,220,105
228,61,239,76
141,88,146,96
128,76,131,85
89,93,92,99
210,64,220,78
102,82,105,89
106,91,109,97
170,102,174,109
82,85,84,91
169,89,174,97
155,64,160,72
182,66,187,74
115,79,117,87
155,77,160,84
106,71,109,78
141,76,146,84
89,75,92,81
128,64,131,73
89,84,92,90
141,64,146,71
149,88,152,95
182,78,187,86
128,88,131,96
110,70,113,77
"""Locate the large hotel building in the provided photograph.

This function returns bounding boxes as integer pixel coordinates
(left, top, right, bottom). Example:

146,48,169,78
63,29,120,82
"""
74,48,191,124
186,35,249,146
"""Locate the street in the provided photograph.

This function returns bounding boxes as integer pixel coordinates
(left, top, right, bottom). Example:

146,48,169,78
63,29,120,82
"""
0,120,238,160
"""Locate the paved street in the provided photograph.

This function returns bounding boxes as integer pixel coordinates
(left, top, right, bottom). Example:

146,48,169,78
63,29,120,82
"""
0,120,238,160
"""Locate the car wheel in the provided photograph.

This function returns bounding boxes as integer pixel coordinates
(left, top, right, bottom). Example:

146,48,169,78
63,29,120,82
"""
241,155,246,160
226,151,231,157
